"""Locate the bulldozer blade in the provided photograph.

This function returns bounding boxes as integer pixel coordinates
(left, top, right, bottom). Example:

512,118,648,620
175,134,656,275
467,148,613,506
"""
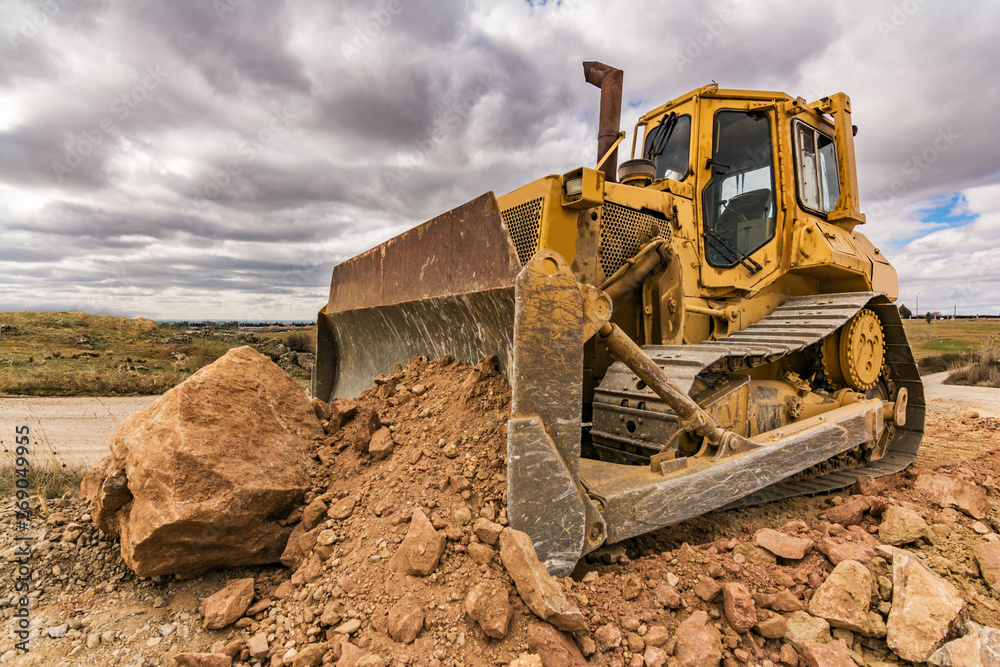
315,193,523,401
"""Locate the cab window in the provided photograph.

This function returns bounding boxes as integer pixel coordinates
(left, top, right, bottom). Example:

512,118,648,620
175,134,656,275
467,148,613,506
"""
643,114,691,181
702,110,776,270
794,122,840,215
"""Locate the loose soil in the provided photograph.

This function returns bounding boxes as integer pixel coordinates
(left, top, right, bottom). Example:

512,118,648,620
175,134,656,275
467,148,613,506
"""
3,355,1000,667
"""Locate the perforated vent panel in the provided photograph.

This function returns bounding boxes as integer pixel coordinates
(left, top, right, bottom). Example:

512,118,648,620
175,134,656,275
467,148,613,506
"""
500,197,543,266
599,203,670,277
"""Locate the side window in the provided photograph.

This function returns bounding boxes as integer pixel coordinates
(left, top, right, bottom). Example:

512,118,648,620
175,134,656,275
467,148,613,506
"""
643,114,691,181
702,110,776,269
794,122,840,215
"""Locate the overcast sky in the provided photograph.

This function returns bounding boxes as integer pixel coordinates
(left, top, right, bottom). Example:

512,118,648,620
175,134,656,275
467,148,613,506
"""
2,0,999,320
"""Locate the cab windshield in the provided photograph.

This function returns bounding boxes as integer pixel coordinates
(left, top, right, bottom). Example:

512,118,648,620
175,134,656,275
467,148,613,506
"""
702,110,776,270
643,113,691,181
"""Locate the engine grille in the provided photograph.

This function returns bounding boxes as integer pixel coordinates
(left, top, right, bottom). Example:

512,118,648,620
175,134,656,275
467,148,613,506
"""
599,203,670,278
500,197,543,266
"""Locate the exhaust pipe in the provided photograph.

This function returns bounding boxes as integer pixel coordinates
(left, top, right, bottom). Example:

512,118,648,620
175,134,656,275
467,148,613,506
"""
583,61,623,183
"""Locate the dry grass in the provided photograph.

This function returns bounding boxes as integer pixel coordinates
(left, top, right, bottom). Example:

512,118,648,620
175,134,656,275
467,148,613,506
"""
0,449,88,499
945,335,1000,387
1,310,313,395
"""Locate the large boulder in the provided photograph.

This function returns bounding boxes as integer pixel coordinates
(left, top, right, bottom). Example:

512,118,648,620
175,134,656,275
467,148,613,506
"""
81,346,321,577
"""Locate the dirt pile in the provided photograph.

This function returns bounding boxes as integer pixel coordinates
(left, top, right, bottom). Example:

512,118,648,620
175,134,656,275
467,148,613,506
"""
5,355,1000,667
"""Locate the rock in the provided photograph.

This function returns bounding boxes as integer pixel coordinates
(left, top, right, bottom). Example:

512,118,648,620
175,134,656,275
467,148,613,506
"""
510,655,544,667
82,347,320,577
822,496,870,527
526,622,588,666
754,614,787,639
816,537,877,565
886,548,965,662
310,398,331,423
693,577,722,602
928,620,1000,666
722,582,756,633
622,576,642,600
807,560,871,633
327,398,358,433
674,611,722,667
498,528,587,633
171,655,232,667
653,582,681,608
292,644,328,667
467,542,495,565
328,496,356,521
367,427,395,460
916,473,991,519
473,518,503,546
779,644,799,666
645,625,670,647
387,594,424,644
771,589,806,612
388,509,446,576
975,542,1000,595
337,640,364,667
334,619,362,635
879,505,930,546
465,581,513,639
732,542,776,565
644,646,669,667
453,505,473,525
784,611,832,647
281,496,327,567
343,406,382,453
595,624,622,651
852,475,884,496
46,624,68,638
247,633,269,659
755,528,814,559
800,640,855,667
203,578,255,630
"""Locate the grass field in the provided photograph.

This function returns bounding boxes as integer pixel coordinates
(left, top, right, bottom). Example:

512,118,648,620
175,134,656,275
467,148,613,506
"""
901,318,1000,360
0,311,313,396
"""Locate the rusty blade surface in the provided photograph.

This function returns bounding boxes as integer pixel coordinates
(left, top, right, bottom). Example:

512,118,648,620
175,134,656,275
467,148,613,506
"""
315,193,523,401
325,193,522,312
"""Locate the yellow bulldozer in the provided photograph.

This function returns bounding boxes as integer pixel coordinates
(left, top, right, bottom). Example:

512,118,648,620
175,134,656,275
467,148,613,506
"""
315,62,923,575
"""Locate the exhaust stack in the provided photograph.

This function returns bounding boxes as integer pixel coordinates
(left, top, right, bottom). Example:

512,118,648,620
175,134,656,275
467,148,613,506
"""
583,61,623,183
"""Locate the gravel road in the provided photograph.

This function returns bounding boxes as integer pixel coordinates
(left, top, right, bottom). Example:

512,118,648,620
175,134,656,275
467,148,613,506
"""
0,396,158,469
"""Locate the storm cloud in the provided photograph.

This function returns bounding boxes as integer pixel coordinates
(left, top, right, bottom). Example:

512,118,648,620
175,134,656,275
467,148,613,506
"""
1,0,999,318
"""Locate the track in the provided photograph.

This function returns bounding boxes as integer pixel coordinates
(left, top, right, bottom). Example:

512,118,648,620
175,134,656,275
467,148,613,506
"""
591,292,924,504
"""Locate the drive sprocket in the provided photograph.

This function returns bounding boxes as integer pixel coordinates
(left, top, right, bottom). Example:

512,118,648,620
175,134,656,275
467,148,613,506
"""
838,308,884,391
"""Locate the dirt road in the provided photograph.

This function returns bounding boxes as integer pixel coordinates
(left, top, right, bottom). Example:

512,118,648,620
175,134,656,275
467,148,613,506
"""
0,396,158,468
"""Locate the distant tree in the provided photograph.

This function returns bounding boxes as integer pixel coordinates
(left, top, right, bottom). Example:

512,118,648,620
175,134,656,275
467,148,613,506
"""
899,304,912,319
925,312,933,324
